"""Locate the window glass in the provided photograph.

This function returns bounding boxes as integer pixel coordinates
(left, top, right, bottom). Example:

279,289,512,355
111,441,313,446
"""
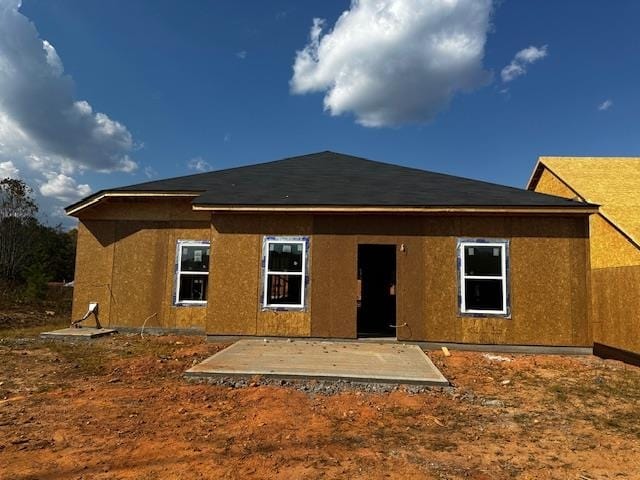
267,242,303,272
464,245,501,276
178,275,208,302
175,240,210,305
464,279,503,311
263,238,306,308
180,245,210,272
266,274,302,305
459,240,509,315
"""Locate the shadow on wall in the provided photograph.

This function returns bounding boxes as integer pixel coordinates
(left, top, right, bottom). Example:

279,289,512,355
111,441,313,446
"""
83,220,209,248
212,214,589,239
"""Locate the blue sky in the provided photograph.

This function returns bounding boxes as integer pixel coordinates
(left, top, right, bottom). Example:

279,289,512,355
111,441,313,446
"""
1,0,639,225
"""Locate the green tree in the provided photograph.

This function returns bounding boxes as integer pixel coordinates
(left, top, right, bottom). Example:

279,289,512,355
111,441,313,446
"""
0,178,38,280
26,224,77,283
24,263,50,301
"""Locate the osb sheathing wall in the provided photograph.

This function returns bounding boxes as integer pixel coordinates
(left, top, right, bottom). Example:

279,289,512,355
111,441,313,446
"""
534,168,582,201
592,265,640,354
71,198,211,330
533,166,640,268
589,215,640,268
208,215,314,337
208,213,591,346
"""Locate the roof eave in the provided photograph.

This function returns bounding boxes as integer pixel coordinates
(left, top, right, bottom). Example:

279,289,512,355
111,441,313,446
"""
526,157,547,191
65,190,203,217
191,204,599,215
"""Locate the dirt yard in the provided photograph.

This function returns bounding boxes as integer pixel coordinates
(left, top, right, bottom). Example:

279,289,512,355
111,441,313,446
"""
1,319,639,479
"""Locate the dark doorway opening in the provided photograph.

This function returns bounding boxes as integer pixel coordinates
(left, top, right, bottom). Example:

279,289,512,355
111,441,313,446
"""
357,244,396,337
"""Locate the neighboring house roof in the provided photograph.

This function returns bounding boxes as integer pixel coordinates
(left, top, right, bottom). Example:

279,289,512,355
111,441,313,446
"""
528,156,640,246
67,151,596,215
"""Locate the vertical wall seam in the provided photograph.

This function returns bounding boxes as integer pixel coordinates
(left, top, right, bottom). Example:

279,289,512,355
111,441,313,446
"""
108,221,116,326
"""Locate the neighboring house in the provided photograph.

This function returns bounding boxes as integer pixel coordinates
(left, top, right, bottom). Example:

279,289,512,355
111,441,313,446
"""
528,157,640,362
66,151,597,347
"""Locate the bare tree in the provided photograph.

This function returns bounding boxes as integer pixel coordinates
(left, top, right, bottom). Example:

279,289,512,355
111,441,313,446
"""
0,178,38,279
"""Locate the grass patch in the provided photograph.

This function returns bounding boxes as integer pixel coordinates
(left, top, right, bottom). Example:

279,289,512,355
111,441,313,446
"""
547,384,568,402
428,438,458,452
594,409,640,439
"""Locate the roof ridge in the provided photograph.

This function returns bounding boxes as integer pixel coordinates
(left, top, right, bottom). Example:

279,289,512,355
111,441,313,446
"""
116,151,340,191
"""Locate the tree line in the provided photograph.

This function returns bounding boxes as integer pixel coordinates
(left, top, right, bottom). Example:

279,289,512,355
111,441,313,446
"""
0,178,76,300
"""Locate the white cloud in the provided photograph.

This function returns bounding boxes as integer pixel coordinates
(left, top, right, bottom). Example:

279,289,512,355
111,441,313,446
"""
598,99,613,111
515,45,548,63
236,50,247,60
187,157,212,172
39,172,91,202
0,0,137,173
42,39,63,76
501,45,548,82
0,160,19,178
500,63,524,82
0,0,141,218
143,165,158,178
290,0,493,127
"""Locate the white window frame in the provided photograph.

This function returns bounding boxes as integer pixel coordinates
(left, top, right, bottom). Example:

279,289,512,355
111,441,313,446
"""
175,240,210,306
263,238,306,309
459,240,508,315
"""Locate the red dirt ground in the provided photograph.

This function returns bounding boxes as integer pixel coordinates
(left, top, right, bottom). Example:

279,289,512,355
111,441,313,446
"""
1,324,639,479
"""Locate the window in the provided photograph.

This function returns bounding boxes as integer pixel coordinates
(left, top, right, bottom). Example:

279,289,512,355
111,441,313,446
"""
458,239,509,315
175,241,210,305
263,238,307,309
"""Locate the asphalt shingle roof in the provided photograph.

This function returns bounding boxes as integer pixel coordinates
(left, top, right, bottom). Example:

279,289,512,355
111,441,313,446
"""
68,151,595,211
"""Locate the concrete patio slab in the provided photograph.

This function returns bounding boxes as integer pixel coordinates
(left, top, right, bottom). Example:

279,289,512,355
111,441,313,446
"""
40,327,117,340
185,339,449,385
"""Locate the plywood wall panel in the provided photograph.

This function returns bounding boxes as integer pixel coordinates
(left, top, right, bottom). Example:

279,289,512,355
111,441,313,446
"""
208,214,315,337
421,215,590,346
208,229,260,335
173,307,207,330
71,221,116,327
74,200,212,330
592,265,640,354
570,236,591,346
456,215,509,238
74,218,211,330
590,215,640,268
309,227,357,338
110,221,168,328
509,236,574,344
328,237,358,338
535,168,581,200
256,215,313,337
79,198,210,221
256,311,311,337
395,237,426,341
163,221,211,330
313,214,425,237
309,233,333,337
423,235,459,342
